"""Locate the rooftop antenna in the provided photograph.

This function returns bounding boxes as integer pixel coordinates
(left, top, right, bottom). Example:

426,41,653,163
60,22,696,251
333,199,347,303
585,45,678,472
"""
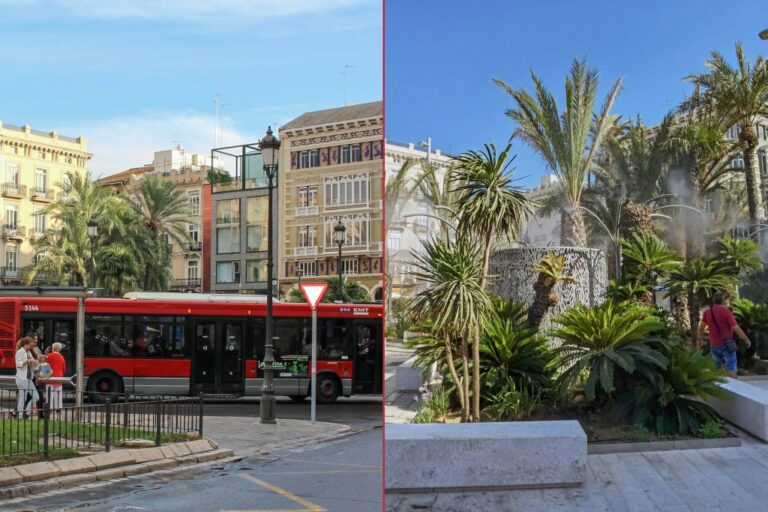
341,65,356,106
214,93,224,147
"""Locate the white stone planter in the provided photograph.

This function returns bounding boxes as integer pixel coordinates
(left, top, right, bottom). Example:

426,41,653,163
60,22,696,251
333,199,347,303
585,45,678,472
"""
386,420,587,492
706,378,768,442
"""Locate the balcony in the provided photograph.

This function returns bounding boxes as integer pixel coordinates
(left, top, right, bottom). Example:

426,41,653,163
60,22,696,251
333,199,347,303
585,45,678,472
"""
295,205,319,217
0,267,20,281
294,246,318,256
2,183,26,198
30,230,45,241
57,192,70,202
171,278,202,291
322,241,382,255
30,188,55,202
2,225,25,240
184,241,202,252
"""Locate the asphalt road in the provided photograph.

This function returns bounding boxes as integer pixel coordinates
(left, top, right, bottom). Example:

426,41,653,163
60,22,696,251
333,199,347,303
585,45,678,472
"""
3,399,383,512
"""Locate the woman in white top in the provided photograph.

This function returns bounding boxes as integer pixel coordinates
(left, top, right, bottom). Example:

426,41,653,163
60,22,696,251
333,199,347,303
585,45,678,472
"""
14,337,39,418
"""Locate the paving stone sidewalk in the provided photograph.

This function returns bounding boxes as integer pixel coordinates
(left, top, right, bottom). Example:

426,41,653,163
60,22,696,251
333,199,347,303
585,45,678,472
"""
203,416,352,457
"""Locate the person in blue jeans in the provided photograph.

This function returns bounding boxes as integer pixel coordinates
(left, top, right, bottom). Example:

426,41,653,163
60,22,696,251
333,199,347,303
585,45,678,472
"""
698,292,751,378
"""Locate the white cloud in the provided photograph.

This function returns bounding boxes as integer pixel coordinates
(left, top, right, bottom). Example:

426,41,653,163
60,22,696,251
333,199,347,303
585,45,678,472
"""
67,111,257,178
4,0,373,22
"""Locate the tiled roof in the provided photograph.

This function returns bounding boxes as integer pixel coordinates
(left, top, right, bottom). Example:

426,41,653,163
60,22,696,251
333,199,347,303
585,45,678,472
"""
280,101,382,131
96,165,152,185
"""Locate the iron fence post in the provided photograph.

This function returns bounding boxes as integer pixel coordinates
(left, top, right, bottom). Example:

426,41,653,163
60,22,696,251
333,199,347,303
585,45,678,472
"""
155,401,161,446
198,393,204,437
42,400,50,459
105,399,111,453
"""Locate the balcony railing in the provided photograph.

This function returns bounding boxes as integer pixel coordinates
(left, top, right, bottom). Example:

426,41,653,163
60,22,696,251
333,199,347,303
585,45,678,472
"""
171,278,202,290
322,241,382,254
30,188,55,202
31,230,46,241
0,267,20,280
2,225,25,239
295,206,319,217
294,246,318,256
2,183,26,198
184,241,202,252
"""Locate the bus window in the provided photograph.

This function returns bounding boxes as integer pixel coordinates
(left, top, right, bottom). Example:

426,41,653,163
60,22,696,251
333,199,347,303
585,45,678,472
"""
22,319,46,348
125,317,179,357
249,318,266,359
85,316,123,357
319,319,352,360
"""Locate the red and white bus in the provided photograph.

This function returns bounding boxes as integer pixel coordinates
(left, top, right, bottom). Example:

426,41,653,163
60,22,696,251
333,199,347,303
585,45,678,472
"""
0,293,383,403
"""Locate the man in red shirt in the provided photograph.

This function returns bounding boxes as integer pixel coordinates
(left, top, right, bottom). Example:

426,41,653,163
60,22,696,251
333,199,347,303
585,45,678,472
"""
45,342,66,410
698,292,751,378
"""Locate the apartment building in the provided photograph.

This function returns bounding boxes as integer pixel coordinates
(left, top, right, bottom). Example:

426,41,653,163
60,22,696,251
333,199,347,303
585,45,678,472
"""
384,140,452,299
0,121,92,283
520,174,561,247
99,146,209,292
278,102,383,300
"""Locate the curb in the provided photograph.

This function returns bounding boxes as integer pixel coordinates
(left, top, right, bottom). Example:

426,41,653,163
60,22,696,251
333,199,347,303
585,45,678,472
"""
0,439,234,499
588,436,741,455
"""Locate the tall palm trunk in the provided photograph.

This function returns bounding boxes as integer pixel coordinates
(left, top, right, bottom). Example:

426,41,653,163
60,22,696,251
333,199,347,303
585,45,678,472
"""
528,274,556,328
741,126,764,237
472,232,494,421
673,295,691,332
561,207,588,247
618,200,653,239
689,291,701,347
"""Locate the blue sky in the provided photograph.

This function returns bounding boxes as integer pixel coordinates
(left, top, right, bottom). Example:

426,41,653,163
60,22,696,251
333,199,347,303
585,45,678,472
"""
0,0,381,176
386,0,768,189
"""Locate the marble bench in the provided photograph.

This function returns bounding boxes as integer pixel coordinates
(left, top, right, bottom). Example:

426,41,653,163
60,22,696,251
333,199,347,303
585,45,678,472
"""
385,420,587,492
706,378,768,442
395,356,424,392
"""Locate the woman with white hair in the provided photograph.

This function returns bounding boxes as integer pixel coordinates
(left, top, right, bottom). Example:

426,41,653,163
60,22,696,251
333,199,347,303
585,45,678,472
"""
14,337,39,418
45,342,66,410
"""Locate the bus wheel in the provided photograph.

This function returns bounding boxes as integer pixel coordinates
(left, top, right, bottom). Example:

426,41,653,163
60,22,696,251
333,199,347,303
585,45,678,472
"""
289,395,306,402
316,374,340,404
87,371,123,403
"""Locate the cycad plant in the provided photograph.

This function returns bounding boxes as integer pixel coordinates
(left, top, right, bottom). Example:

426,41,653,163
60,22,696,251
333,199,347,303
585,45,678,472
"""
495,59,622,246
620,232,682,305
731,298,768,359
528,253,575,328
716,235,762,279
666,259,740,344
550,302,667,403
409,237,493,422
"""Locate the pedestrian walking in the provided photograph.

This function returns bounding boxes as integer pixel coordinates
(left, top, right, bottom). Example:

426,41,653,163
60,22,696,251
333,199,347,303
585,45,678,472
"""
698,292,752,378
14,337,39,418
45,342,66,410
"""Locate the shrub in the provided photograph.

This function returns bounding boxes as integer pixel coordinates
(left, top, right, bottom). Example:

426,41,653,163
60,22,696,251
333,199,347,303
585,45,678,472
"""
389,297,412,339
482,378,540,421
698,419,725,439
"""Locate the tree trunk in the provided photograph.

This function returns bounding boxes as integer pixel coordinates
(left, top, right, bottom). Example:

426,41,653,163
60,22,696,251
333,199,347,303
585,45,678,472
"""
672,294,691,332
689,291,701,347
618,200,654,239
741,126,764,238
460,336,471,422
443,335,465,418
528,274,555,329
472,232,493,422
561,207,588,247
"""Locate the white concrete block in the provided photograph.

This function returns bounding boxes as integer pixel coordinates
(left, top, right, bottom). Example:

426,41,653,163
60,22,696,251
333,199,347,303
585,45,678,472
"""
706,378,768,442
395,356,423,392
385,420,587,491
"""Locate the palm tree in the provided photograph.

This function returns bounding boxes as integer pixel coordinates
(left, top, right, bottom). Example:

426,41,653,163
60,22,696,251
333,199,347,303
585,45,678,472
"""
131,176,190,291
451,142,536,419
684,42,768,233
409,237,493,422
717,235,762,278
527,253,575,328
412,160,461,241
495,59,622,246
98,245,140,296
666,258,740,345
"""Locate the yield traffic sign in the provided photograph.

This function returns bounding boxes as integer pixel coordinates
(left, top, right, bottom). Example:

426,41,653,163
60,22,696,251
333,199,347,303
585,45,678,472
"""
300,282,328,310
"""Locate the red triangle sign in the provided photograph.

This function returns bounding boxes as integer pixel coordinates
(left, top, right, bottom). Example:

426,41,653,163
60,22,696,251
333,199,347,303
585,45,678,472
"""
300,282,329,310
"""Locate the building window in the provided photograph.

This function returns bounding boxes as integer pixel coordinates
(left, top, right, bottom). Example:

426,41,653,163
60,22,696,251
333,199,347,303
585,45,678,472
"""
760,125,768,141
216,199,239,224
309,149,319,167
187,260,199,280
35,169,47,192
350,144,362,162
324,216,370,248
246,196,268,252
417,203,429,227
388,232,401,254
188,192,200,215
216,261,240,284
341,258,358,274
759,150,768,177
6,146,18,155
64,156,73,164
5,164,19,188
188,223,199,242
341,145,350,164
34,211,45,233
298,186,318,207
727,125,741,140
732,155,745,169
5,205,18,228
298,226,317,247
246,260,267,282
5,244,17,270
417,232,429,254
324,177,369,207
300,151,310,169
37,151,46,160
296,261,316,277
217,226,240,254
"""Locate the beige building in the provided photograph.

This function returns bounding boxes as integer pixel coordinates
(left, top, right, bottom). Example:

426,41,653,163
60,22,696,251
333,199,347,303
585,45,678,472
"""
0,121,92,283
277,102,384,300
99,146,209,292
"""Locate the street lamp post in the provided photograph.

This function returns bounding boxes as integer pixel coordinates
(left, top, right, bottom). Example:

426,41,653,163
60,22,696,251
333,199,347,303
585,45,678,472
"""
87,218,98,289
297,269,303,289
258,126,280,424
334,220,346,302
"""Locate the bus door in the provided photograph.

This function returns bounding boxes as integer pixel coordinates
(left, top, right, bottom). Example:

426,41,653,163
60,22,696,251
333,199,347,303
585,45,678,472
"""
192,320,244,394
352,319,382,394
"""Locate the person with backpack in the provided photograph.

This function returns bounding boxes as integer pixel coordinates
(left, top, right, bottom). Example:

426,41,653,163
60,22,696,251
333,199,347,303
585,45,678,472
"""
698,292,751,378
